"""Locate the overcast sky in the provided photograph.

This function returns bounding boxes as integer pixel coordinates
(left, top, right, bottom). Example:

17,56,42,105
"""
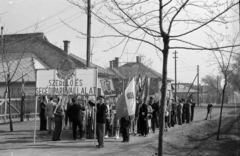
1,0,239,84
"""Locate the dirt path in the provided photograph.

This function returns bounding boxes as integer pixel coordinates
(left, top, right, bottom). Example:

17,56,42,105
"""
0,106,239,156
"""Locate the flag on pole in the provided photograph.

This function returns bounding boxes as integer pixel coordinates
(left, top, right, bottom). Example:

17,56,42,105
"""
116,78,136,119
143,76,150,103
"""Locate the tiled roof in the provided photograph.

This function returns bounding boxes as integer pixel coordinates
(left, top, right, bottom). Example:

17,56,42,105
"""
69,54,114,76
0,53,35,82
0,33,113,83
107,68,126,79
116,62,173,81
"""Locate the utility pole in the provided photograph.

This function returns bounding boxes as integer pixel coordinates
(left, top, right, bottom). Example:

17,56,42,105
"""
173,51,178,102
197,65,199,106
216,76,219,104
86,0,91,67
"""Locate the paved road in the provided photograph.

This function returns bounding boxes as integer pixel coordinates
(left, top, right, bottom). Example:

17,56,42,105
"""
0,106,239,156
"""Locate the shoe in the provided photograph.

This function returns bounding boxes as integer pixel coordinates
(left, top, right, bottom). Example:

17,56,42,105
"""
80,138,85,140
105,135,109,139
122,140,126,142
153,131,155,133
73,138,76,140
48,131,52,134
116,136,119,139
96,145,104,148
57,139,61,141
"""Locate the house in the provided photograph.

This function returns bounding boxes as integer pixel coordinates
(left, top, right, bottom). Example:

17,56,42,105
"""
0,33,114,98
107,56,173,100
0,33,114,121
172,83,203,103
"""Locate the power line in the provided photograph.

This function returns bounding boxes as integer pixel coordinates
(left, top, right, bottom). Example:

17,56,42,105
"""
4,5,76,37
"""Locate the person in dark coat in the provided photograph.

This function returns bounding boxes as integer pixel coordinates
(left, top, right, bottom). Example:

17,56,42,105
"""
177,99,183,125
205,103,213,120
170,100,177,127
150,98,159,133
40,96,47,131
52,97,65,141
88,96,107,148
190,99,196,121
182,99,187,124
138,99,148,137
120,116,131,142
185,100,191,123
68,97,86,140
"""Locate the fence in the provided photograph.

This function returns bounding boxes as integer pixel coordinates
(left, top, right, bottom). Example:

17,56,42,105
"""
0,95,39,123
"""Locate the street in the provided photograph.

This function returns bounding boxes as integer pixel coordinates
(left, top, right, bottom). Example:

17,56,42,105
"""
0,105,239,156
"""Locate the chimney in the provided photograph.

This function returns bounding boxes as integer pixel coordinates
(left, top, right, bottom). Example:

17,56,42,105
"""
114,57,119,68
109,61,113,68
63,40,70,54
136,56,142,63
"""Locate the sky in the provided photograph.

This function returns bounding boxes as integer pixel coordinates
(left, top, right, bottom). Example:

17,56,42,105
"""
0,0,239,84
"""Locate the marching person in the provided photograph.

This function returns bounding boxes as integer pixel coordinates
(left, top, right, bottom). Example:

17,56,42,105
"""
138,99,148,137
52,97,65,141
63,97,71,130
151,98,159,133
120,116,131,142
88,96,107,148
177,99,183,125
39,96,47,131
68,97,86,140
104,98,111,139
190,99,196,121
45,97,56,134
205,103,213,120
112,96,120,139
147,99,153,134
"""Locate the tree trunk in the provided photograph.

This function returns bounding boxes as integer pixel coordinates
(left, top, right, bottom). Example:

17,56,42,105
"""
20,96,25,122
8,83,13,131
158,50,169,156
217,81,227,139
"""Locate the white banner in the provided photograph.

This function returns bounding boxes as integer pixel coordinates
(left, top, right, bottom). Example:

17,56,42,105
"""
36,68,98,96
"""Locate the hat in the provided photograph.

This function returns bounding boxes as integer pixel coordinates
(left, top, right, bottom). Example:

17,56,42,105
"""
97,95,105,99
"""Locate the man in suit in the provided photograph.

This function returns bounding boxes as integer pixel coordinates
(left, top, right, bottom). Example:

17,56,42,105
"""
88,96,107,148
68,97,86,140
138,99,148,137
103,80,115,95
150,97,159,133
45,97,56,134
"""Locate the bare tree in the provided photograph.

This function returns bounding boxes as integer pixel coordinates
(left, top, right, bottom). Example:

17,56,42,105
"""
206,29,239,140
66,0,240,155
0,28,36,131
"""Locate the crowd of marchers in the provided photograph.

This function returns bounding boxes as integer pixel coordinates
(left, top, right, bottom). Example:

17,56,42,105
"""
38,95,207,148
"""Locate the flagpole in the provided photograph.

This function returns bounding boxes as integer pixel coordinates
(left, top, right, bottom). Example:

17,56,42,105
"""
94,68,98,146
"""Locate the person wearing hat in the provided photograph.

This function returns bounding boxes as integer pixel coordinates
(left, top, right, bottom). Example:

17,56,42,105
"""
88,95,107,148
68,97,86,140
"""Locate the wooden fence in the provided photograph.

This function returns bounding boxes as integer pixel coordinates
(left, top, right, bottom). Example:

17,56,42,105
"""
0,96,39,123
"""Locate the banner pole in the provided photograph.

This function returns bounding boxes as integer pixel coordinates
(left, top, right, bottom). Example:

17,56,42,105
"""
33,95,38,144
94,68,98,146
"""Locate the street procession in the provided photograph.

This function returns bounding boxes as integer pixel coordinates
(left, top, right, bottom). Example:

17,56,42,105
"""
0,0,239,156
35,61,197,148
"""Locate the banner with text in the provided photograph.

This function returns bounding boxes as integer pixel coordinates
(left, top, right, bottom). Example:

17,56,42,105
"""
36,68,98,96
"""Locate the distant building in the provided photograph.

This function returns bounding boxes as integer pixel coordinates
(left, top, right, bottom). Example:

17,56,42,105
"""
172,83,203,103
107,56,173,100
0,33,113,98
